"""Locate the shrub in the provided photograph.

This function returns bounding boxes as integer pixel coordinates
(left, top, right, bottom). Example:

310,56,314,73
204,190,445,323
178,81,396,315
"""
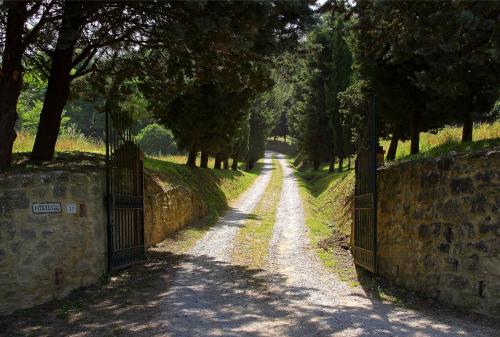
136,124,177,155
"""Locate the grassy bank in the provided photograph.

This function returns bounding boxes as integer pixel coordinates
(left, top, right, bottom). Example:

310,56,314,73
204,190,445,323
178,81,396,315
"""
232,157,283,269
148,159,263,255
295,164,421,300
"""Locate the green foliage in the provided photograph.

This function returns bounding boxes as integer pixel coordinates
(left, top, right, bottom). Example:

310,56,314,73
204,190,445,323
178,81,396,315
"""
140,1,313,165
64,99,105,139
287,12,354,170
136,124,177,155
18,97,71,135
8,0,498,169
231,116,250,162
351,0,500,146
246,108,269,170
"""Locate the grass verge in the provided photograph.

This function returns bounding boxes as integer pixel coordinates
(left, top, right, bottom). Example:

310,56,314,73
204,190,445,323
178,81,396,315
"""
294,165,427,304
294,165,358,285
231,157,283,269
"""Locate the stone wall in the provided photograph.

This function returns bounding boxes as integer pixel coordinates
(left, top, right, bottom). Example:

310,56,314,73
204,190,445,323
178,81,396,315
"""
144,173,207,247
0,167,206,316
0,169,107,316
377,149,500,317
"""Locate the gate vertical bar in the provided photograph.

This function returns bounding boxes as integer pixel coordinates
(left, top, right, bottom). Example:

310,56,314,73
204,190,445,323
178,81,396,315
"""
105,103,112,273
371,94,378,273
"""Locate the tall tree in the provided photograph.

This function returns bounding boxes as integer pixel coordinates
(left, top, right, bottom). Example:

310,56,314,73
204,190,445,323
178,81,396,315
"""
325,16,352,172
0,1,54,168
409,1,500,141
30,1,158,160
30,1,87,160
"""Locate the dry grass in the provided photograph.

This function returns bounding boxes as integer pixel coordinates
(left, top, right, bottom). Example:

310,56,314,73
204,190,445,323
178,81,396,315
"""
13,131,239,169
380,121,500,159
13,130,104,154
149,154,189,165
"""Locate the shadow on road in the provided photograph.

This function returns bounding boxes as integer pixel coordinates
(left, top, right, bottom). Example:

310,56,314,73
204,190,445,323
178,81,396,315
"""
2,250,496,337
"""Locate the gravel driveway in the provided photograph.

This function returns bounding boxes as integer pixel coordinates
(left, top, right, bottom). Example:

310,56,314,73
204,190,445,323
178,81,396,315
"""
5,151,495,336
160,152,498,337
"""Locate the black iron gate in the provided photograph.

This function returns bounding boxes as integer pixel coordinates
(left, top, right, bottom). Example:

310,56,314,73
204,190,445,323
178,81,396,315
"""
105,107,145,272
353,96,378,273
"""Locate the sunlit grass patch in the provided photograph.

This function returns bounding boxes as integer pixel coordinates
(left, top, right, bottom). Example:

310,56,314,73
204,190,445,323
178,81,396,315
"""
380,121,500,160
14,130,105,154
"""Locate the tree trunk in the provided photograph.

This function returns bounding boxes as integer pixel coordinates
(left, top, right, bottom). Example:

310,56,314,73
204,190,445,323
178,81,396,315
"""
338,156,344,172
186,148,197,166
200,151,209,168
223,158,229,170
231,158,238,170
30,2,83,161
347,155,351,170
214,154,222,169
313,159,320,171
410,111,420,155
328,158,335,173
462,111,473,142
246,160,254,171
0,3,28,169
284,134,287,143
386,132,399,160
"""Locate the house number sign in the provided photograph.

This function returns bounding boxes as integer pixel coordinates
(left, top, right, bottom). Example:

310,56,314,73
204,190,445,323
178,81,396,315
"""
32,202,62,214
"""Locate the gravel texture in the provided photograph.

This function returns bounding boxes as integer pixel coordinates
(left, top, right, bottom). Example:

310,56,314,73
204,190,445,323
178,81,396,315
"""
160,152,498,337
264,154,498,337
160,153,275,336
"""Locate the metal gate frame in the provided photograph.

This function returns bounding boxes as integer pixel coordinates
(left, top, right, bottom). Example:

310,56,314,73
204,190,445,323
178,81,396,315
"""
105,106,145,272
352,95,378,273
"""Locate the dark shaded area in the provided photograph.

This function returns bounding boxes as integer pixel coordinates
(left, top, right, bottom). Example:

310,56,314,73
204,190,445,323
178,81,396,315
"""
295,167,353,197
266,139,297,158
0,251,181,337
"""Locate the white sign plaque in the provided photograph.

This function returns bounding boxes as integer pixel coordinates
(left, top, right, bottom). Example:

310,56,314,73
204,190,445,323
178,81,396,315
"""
67,204,77,214
32,203,62,214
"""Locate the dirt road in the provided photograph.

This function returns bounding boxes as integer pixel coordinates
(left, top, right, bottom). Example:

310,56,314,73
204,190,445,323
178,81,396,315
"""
2,152,497,337
159,152,497,337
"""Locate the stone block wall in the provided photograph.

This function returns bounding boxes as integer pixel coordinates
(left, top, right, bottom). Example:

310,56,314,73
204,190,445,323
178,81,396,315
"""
144,173,207,247
377,149,500,317
0,169,107,316
0,167,207,316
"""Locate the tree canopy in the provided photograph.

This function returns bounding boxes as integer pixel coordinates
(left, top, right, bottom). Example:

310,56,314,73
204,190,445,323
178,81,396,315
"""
1,0,498,170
